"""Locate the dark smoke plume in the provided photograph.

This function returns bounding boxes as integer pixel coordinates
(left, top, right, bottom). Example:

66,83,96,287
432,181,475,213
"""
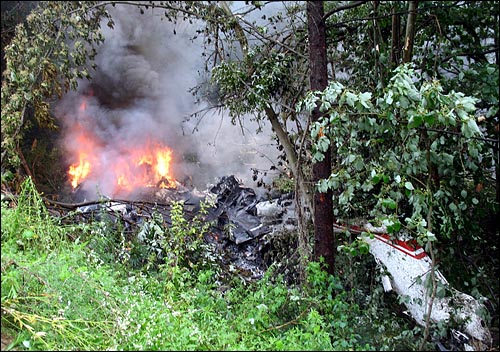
55,5,279,200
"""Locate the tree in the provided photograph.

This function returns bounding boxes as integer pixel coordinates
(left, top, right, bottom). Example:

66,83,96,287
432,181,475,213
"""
304,0,372,275
320,1,498,281
402,1,418,63
2,1,498,288
1,1,113,186
306,1,334,274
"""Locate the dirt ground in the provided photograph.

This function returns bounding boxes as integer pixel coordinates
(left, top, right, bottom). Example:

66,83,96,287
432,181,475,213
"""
1,332,15,351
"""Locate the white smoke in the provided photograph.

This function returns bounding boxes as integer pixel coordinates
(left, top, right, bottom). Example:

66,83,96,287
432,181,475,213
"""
55,4,280,199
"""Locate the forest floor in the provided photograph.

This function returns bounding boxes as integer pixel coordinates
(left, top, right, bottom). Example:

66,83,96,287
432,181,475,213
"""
1,332,14,351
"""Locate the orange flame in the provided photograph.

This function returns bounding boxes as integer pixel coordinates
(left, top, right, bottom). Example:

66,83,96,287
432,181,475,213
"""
67,99,176,193
112,142,176,191
67,122,99,189
68,153,91,188
68,138,176,192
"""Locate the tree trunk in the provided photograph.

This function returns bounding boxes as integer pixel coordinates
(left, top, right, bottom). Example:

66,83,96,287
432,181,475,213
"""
218,2,316,276
307,1,335,274
265,106,313,210
402,1,418,63
390,3,401,68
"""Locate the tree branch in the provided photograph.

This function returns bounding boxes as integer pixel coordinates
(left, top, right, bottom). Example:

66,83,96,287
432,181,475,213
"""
322,1,369,22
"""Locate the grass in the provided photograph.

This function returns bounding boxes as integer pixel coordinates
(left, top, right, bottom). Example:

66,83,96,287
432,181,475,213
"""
1,177,432,350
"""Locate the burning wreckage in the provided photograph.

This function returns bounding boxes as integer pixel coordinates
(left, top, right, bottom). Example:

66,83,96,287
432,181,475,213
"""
51,174,492,351
63,175,285,281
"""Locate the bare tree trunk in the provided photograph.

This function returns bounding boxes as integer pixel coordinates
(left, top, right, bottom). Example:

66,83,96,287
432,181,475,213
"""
371,0,385,86
402,1,418,63
390,3,401,68
495,32,500,228
307,1,335,275
496,123,499,232
265,105,313,211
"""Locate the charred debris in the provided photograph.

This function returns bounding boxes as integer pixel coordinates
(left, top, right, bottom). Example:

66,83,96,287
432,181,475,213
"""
44,175,298,282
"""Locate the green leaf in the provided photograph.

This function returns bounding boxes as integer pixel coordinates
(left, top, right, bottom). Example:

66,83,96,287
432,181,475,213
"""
404,181,414,191
354,158,364,171
382,198,397,210
358,92,372,108
387,221,401,234
408,115,423,129
449,202,458,212
317,137,330,152
10,71,18,82
345,91,358,107
317,179,329,193
462,119,481,138
22,229,34,239
385,90,394,105
358,242,370,254
346,154,356,164
399,96,409,108
460,96,477,112
436,284,447,298
313,151,325,162
423,113,436,125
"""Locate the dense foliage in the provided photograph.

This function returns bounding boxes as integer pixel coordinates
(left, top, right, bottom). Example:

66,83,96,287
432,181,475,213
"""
1,178,432,351
300,63,490,243
1,1,112,169
1,1,498,350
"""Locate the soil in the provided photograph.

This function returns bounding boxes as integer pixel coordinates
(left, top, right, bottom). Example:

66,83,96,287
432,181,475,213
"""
1,332,14,351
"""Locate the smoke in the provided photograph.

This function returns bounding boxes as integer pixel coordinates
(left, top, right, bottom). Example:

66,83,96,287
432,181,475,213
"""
54,5,279,199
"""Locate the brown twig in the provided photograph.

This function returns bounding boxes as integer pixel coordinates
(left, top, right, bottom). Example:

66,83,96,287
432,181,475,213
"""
258,302,314,334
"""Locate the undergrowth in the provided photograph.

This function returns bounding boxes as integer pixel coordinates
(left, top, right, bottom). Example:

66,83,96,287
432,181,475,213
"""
1,177,430,350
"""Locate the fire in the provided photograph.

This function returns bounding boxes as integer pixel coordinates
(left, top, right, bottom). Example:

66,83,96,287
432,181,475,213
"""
67,98,176,194
155,149,173,183
67,123,99,189
111,142,176,191
68,138,176,192
68,153,91,188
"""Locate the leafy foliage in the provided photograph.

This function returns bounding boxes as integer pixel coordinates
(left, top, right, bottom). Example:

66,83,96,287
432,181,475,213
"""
136,200,218,274
1,177,67,251
324,1,498,172
1,1,113,169
212,48,295,121
298,63,494,247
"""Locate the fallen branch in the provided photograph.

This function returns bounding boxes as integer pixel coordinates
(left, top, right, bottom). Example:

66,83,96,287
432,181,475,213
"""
258,302,314,334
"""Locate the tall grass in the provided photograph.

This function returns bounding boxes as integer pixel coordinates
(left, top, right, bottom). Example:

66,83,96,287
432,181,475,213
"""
1,177,427,350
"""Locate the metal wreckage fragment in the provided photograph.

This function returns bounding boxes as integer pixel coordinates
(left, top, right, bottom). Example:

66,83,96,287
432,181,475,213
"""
335,222,492,351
